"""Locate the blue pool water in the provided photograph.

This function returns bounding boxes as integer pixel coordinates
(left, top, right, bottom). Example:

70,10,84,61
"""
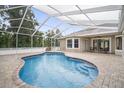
19,52,98,88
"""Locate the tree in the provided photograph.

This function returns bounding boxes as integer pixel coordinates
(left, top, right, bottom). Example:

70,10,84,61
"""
44,29,62,47
44,30,54,47
0,5,9,31
0,5,62,48
33,32,44,47
54,29,62,46
0,5,44,48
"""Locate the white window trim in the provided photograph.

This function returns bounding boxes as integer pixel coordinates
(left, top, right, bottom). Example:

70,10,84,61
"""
91,37,112,53
66,38,80,49
66,38,73,49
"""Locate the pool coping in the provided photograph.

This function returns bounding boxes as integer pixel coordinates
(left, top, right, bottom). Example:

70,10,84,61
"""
12,51,99,88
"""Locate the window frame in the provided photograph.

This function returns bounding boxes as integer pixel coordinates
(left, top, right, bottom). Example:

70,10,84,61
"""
67,39,73,48
91,37,112,53
74,38,79,48
66,38,80,49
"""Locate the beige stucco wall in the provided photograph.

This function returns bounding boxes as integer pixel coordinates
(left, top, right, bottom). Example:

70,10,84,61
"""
83,38,91,51
90,36,116,53
80,37,86,52
115,34,124,56
59,39,66,51
59,35,116,53
59,37,87,53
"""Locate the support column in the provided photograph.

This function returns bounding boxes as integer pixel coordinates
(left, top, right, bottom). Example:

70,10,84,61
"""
51,38,52,49
54,38,56,51
122,31,124,58
31,36,33,47
42,37,44,47
118,5,124,57
16,34,18,48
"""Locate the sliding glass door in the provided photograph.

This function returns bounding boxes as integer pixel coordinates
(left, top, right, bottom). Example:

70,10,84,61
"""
93,39,109,53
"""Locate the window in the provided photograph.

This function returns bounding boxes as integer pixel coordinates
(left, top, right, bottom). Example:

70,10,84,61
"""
74,39,79,48
116,37,122,50
66,38,79,48
67,39,72,48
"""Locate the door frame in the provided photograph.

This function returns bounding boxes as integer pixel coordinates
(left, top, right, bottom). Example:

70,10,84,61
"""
91,37,112,53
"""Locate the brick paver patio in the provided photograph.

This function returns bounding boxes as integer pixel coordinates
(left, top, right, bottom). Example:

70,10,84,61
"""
0,52,124,88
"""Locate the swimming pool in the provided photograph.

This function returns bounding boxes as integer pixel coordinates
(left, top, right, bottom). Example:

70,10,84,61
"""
19,52,98,88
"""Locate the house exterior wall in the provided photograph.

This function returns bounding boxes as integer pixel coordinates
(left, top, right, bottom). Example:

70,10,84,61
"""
80,38,86,52
90,36,115,53
59,37,87,53
59,35,117,54
115,34,124,56
59,39,66,51
84,38,91,51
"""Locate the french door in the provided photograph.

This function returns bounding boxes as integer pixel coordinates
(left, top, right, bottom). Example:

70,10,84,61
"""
93,39,109,52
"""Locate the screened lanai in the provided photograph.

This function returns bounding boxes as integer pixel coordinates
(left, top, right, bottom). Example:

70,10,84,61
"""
0,5,123,50
0,5,124,88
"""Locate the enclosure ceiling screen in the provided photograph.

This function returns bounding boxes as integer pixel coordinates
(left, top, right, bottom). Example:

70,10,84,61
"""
33,5,121,31
0,5,122,38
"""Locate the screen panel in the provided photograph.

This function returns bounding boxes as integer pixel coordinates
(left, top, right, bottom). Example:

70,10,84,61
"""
50,5,78,13
78,5,104,10
33,5,59,15
87,10,120,20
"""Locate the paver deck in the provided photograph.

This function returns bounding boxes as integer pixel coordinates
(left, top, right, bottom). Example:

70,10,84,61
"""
0,52,124,88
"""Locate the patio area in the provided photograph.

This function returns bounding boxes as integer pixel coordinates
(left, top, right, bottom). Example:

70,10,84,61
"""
0,5,124,88
0,52,123,88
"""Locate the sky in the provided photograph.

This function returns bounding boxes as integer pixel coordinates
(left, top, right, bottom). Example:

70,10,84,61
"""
31,7,84,36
